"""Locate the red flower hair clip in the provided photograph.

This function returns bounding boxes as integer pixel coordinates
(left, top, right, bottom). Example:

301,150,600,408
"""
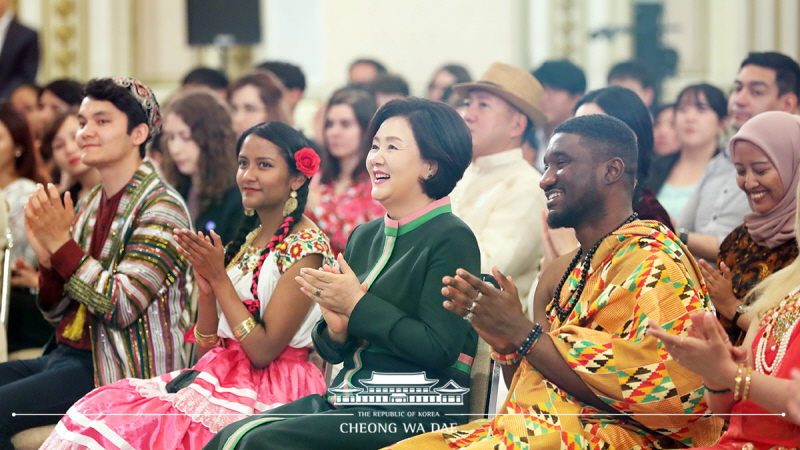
294,147,321,178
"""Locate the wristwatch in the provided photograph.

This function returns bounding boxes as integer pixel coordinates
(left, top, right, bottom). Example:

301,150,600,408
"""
679,228,689,245
731,304,747,328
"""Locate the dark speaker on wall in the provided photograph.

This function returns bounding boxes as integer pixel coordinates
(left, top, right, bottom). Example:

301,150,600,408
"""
187,0,262,46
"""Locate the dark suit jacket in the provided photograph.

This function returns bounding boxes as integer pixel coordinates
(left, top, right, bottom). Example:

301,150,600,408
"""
0,18,39,99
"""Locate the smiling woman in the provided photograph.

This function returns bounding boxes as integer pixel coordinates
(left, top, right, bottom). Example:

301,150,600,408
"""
703,111,800,342
203,97,480,450
367,116,436,217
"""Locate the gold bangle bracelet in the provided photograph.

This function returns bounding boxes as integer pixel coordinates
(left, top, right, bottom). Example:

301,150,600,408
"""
741,367,753,402
733,363,745,401
233,316,258,342
194,327,219,348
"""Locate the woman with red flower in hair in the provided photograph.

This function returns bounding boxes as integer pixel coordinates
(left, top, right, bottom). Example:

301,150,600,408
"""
205,98,480,450
40,122,333,450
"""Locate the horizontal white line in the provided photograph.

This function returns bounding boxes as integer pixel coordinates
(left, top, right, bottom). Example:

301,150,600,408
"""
13,413,355,417
446,413,786,417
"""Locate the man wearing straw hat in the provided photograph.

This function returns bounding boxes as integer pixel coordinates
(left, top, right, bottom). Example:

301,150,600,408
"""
449,62,547,312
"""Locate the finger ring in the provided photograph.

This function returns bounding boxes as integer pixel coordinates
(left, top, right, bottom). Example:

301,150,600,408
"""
467,302,475,312
679,335,686,345
464,311,474,322
315,289,321,297
474,291,483,303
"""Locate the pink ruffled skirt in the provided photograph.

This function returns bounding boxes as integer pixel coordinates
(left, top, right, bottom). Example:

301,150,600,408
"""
40,341,326,450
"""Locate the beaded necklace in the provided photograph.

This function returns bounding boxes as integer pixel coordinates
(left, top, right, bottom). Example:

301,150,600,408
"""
225,216,295,303
225,226,263,272
550,213,638,323
754,284,800,375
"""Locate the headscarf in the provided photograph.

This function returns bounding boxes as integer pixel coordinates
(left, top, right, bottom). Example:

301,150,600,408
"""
729,111,800,248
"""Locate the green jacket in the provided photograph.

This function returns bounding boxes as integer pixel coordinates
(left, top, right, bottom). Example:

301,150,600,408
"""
313,206,479,417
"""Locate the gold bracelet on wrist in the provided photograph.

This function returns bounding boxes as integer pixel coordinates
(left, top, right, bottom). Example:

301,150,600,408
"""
733,363,745,401
194,326,219,348
733,363,750,402
740,366,753,402
233,316,258,342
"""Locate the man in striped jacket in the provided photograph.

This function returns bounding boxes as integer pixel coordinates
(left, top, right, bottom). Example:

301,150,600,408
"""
0,77,192,448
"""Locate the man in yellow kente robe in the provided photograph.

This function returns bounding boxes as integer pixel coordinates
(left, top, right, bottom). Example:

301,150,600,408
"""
387,114,724,449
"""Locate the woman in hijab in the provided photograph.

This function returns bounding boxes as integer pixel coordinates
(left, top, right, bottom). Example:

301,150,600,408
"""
700,111,800,343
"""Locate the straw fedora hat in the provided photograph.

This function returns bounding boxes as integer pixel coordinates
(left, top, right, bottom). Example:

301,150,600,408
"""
453,62,546,128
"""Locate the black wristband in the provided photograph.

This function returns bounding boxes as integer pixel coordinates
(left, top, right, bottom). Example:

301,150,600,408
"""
731,310,742,329
703,383,732,394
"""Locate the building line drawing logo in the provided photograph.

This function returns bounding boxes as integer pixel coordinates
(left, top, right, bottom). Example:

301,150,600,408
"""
329,372,469,405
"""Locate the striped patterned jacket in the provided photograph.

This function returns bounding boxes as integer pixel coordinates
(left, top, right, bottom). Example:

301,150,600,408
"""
42,162,193,386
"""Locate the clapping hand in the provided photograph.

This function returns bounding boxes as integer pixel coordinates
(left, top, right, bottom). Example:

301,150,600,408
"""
174,229,226,295
647,310,742,389
442,266,533,354
698,259,738,319
24,184,75,266
296,253,365,337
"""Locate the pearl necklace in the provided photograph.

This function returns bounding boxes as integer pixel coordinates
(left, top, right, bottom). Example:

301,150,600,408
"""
754,284,800,375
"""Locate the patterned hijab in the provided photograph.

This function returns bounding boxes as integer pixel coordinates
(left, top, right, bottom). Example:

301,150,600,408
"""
729,111,800,248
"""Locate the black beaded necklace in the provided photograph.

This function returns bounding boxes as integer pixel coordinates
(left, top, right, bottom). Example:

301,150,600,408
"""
550,213,639,322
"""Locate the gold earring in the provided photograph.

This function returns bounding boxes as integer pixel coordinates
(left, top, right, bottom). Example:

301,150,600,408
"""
283,190,298,216
244,208,254,216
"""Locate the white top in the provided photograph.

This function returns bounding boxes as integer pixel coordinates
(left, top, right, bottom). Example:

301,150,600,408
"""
219,232,327,348
4,177,37,267
450,148,547,312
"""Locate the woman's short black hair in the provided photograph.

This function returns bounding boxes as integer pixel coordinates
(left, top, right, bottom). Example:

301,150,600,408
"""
575,86,653,181
365,97,472,199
